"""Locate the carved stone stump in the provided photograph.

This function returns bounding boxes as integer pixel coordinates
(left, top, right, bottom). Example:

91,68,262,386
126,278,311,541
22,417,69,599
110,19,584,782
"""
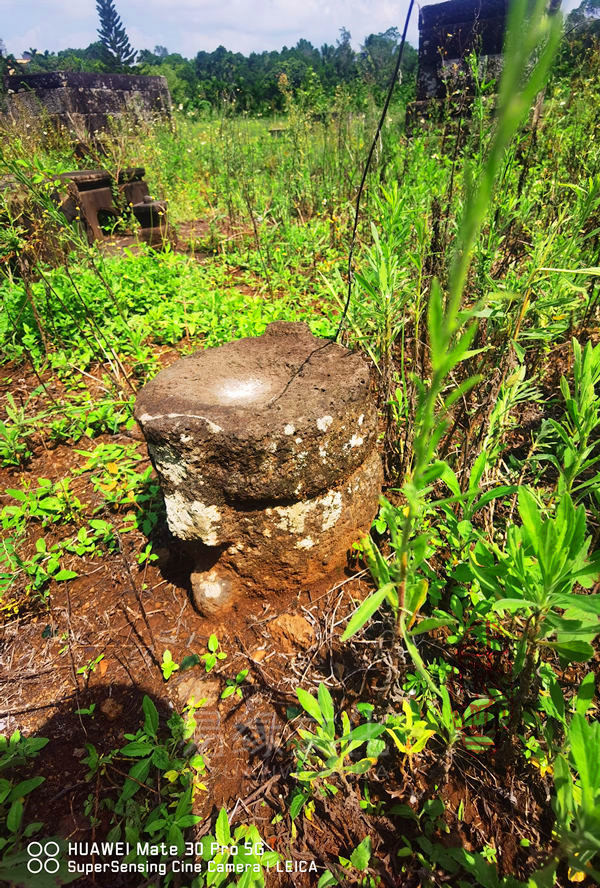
134,322,383,615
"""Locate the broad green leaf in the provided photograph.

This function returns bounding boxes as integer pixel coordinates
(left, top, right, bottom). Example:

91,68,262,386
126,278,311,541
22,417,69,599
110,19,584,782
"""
543,640,594,662
296,688,324,726
120,740,154,756
409,616,456,636
518,487,542,541
463,697,496,724
120,758,151,801
493,598,533,614
6,799,23,833
350,836,372,871
289,788,307,820
54,569,78,581
347,723,385,744
142,696,159,737
341,585,392,641
462,734,495,753
317,872,339,887
180,654,201,671
215,807,231,846
8,776,44,802
317,683,335,730
548,677,566,724
575,672,596,716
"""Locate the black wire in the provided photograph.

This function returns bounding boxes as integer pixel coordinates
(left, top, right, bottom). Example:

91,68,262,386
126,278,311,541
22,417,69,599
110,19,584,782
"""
334,0,417,343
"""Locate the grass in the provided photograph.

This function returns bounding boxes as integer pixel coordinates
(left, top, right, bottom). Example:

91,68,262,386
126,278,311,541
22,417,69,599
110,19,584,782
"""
1,10,600,887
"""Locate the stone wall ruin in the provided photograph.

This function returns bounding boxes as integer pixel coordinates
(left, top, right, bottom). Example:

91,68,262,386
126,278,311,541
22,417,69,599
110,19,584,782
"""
1,71,171,136
416,0,508,102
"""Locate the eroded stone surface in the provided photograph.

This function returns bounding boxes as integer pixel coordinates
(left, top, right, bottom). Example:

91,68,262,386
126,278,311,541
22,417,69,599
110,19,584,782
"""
135,321,376,508
135,321,383,613
188,449,382,605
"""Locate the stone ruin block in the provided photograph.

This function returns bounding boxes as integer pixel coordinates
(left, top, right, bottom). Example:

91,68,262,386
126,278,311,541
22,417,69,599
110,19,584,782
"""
416,0,508,103
1,71,171,137
134,322,383,615
58,167,168,245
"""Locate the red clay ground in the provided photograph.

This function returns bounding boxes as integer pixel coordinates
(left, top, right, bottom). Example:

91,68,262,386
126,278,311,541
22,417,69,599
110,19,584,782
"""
0,336,585,887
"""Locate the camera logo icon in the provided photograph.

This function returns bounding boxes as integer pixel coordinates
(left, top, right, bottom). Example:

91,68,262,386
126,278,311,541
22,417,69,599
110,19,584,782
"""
27,841,60,874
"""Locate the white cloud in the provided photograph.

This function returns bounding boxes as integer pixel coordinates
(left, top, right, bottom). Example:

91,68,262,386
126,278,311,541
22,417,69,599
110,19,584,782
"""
1,0,419,57
2,0,582,59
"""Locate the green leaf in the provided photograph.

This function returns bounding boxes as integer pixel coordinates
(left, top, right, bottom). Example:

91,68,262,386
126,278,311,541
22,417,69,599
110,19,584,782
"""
215,807,231,845
567,714,599,810
177,814,202,828
345,759,375,776
317,683,335,729
493,598,533,614
551,592,600,615
575,672,596,716
54,569,78,581
543,640,594,662
296,687,324,726
167,822,184,855
462,734,495,753
289,788,307,821
350,836,372,872
347,723,385,744
8,776,45,802
142,696,159,737
120,740,154,756
548,677,566,724
180,654,201,671
463,698,496,724
6,799,23,833
120,758,151,801
428,279,445,370
341,585,391,641
527,860,558,888
409,616,456,636
517,487,542,541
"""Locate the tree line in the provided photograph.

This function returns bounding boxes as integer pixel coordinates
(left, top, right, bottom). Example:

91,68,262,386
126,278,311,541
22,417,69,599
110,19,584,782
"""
1,0,599,113
0,0,417,112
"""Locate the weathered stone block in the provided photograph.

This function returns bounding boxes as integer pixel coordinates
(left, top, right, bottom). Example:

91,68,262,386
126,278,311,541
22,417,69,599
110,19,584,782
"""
416,0,508,102
2,72,171,136
135,322,383,615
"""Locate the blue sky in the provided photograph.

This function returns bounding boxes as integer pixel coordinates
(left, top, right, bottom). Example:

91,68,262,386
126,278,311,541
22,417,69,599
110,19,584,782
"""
1,0,579,59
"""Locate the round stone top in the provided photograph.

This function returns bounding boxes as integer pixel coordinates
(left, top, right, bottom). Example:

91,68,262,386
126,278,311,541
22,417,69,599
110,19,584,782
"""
135,322,378,503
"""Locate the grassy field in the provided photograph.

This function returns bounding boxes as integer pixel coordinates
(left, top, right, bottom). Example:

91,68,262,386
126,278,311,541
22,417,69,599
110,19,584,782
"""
1,5,600,887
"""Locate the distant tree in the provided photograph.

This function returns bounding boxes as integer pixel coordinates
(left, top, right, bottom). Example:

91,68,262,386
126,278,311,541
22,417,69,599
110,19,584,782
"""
0,37,15,78
335,28,356,82
95,0,136,70
359,27,417,101
558,0,600,70
154,45,169,58
568,0,600,28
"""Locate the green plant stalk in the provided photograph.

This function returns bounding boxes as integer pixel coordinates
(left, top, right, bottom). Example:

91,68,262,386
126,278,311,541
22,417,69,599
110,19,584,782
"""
508,615,541,737
342,0,563,707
